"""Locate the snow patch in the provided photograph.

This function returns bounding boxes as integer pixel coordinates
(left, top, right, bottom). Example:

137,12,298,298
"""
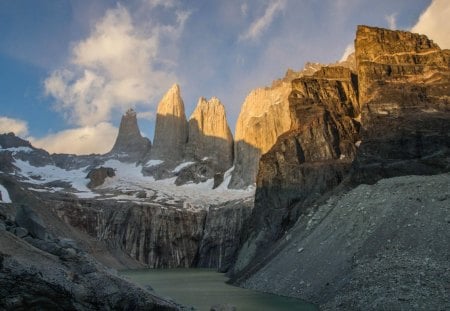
172,161,195,173
0,184,12,203
0,146,34,154
145,159,164,167
12,159,98,198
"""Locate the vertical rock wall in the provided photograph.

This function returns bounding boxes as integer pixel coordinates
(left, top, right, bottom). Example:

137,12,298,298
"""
151,84,188,162
186,97,234,172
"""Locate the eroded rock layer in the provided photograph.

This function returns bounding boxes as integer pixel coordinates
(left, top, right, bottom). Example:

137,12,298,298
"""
54,197,252,270
232,66,360,275
354,25,450,182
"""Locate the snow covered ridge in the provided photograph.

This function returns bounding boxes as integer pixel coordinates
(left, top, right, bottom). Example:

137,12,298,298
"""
12,159,98,199
7,156,254,206
0,184,12,203
0,146,34,154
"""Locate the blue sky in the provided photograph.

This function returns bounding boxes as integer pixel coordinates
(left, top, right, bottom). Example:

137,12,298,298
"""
0,0,448,154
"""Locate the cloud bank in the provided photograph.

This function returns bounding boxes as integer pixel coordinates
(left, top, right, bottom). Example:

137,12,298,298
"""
0,116,29,137
45,5,185,127
39,3,189,154
412,0,450,49
30,122,118,155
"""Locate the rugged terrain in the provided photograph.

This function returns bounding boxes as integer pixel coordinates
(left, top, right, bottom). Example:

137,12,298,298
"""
229,25,450,310
0,24,449,310
0,197,182,310
238,173,450,310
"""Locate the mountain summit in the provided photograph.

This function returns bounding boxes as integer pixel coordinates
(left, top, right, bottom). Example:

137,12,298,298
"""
151,84,188,161
186,97,234,172
108,108,151,161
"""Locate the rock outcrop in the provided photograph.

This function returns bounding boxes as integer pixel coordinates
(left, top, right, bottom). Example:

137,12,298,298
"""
197,199,253,272
229,81,294,188
185,97,234,173
229,62,353,189
232,66,360,275
229,25,450,310
0,202,180,310
353,25,450,183
108,109,151,161
54,197,253,270
151,84,188,162
86,167,115,188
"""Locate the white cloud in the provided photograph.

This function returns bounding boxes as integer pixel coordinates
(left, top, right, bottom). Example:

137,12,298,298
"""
29,122,118,155
239,0,286,42
45,4,187,127
339,43,355,62
385,13,397,30
0,117,29,137
412,0,450,49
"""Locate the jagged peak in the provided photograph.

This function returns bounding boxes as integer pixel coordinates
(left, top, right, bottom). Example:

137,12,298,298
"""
124,108,137,117
189,96,226,121
156,83,185,117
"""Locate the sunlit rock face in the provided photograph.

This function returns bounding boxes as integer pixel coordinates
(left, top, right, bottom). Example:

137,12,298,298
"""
151,84,188,162
229,81,294,189
185,97,234,173
232,66,361,275
108,109,151,161
354,25,450,183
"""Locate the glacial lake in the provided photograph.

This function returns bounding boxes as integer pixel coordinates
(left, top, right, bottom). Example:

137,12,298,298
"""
121,268,318,311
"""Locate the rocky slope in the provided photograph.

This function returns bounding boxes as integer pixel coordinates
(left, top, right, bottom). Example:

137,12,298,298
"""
185,97,234,173
238,173,450,310
151,84,188,162
108,108,152,162
232,66,360,275
229,25,450,310
353,25,450,183
0,196,181,310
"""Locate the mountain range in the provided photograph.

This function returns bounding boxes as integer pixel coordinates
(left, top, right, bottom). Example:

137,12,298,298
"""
0,25,449,310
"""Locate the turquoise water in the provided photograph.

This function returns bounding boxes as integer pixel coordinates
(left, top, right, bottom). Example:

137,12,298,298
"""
121,268,317,311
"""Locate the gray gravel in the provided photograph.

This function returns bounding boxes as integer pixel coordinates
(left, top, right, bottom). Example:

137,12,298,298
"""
239,173,450,310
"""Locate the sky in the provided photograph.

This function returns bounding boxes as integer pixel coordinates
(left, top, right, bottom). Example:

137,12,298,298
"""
0,0,448,155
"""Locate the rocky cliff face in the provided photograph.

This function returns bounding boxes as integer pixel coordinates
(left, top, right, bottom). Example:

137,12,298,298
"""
185,97,234,173
108,109,151,161
0,185,181,310
53,197,252,270
229,62,348,189
197,199,253,272
232,66,360,275
229,81,294,189
230,25,450,309
151,84,188,162
353,25,450,182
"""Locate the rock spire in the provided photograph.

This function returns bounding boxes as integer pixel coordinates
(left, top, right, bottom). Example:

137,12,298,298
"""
109,108,151,160
186,97,234,172
151,84,188,161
